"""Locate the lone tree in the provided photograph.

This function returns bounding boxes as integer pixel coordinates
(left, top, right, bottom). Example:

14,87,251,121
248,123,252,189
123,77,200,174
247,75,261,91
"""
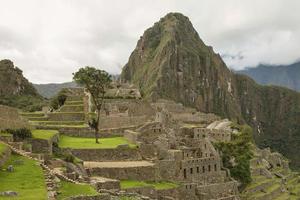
73,66,112,143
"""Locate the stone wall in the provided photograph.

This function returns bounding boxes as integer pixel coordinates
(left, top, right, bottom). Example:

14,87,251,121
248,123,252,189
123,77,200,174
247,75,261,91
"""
70,147,141,161
98,115,148,129
0,105,29,130
196,181,239,200
0,145,11,167
30,134,58,154
172,112,219,125
156,160,180,181
89,165,156,181
194,128,231,142
47,112,85,121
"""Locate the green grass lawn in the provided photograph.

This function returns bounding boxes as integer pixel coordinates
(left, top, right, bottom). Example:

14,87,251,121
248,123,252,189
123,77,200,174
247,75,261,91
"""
32,129,58,140
57,181,98,200
120,180,179,190
59,135,137,149
0,154,47,200
0,143,7,155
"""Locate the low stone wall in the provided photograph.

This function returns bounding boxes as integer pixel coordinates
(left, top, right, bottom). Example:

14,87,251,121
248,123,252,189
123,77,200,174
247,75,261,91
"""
124,186,157,199
0,145,11,167
47,112,85,121
91,177,120,191
0,135,13,143
70,147,141,161
67,193,111,200
124,185,183,200
0,105,29,130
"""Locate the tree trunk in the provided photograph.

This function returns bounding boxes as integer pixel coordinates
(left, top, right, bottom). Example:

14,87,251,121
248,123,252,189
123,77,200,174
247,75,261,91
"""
95,108,101,144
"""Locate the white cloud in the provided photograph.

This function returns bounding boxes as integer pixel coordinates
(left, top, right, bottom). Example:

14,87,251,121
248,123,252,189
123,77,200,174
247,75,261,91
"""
0,0,299,83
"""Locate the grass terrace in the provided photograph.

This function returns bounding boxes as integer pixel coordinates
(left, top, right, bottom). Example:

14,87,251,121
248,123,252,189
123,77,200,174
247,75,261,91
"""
0,154,47,200
30,120,85,125
0,143,7,155
57,181,98,200
32,129,58,140
121,180,179,190
59,135,137,149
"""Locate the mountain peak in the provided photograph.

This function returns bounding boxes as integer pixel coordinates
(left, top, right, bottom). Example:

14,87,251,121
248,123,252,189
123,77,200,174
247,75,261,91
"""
121,13,300,168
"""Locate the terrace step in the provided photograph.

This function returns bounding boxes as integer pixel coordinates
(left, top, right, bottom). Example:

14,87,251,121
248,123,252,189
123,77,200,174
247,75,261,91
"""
66,95,84,101
20,112,45,118
249,182,282,200
64,100,84,105
35,124,88,130
273,192,290,200
60,105,84,112
28,116,49,121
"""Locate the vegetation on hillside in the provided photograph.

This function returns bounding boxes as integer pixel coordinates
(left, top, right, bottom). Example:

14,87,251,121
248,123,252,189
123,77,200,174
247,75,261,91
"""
214,124,254,189
0,59,45,111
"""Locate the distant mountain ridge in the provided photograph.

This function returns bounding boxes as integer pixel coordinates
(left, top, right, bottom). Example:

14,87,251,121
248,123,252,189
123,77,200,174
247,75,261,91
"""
237,62,300,92
34,82,78,98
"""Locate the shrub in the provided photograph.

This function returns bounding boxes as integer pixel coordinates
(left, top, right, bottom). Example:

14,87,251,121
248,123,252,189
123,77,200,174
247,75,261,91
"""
64,154,75,163
50,90,67,110
214,124,254,189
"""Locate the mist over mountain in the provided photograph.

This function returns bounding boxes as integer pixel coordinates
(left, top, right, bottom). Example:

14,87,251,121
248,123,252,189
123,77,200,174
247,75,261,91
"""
237,62,300,92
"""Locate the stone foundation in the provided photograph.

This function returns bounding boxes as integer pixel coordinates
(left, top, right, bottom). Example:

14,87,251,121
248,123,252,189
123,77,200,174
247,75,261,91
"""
0,105,29,130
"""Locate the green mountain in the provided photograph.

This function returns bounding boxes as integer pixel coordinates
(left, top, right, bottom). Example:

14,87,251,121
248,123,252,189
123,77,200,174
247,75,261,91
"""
237,62,300,92
0,59,44,111
34,82,77,98
121,13,300,169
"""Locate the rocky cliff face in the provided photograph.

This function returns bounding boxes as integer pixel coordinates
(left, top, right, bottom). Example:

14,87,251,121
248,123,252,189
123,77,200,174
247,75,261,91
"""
121,13,300,168
0,59,44,111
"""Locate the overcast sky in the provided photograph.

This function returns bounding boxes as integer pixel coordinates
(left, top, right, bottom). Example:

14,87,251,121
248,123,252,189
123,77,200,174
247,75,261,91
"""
0,0,300,83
